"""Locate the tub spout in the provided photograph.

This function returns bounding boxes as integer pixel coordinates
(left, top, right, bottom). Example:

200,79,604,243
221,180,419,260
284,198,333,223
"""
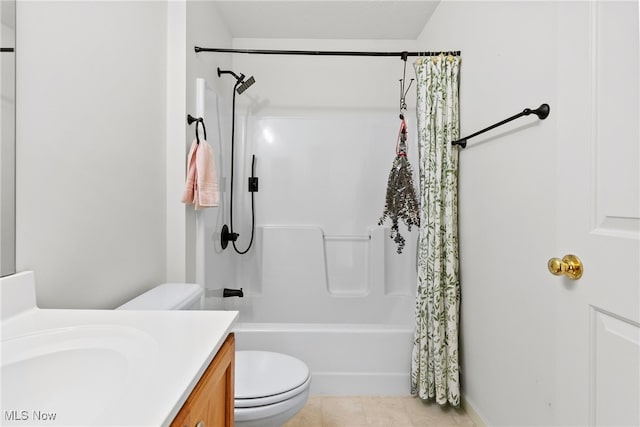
223,288,244,298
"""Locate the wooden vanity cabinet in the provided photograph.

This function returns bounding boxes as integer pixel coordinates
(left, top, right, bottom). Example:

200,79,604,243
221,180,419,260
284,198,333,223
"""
171,333,235,427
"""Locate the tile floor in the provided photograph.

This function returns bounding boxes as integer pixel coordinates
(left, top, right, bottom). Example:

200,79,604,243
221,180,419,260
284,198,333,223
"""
283,396,476,427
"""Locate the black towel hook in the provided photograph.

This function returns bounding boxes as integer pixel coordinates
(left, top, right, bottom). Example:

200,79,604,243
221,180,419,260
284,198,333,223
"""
187,114,207,144
398,52,414,119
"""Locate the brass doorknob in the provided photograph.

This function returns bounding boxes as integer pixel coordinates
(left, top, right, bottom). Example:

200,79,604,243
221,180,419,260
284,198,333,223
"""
548,254,583,280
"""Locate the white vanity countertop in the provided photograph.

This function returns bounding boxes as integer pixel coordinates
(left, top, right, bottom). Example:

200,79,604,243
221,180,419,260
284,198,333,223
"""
1,272,238,427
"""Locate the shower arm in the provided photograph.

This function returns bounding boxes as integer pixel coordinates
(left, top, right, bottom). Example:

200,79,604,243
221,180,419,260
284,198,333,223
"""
451,103,550,149
217,67,245,83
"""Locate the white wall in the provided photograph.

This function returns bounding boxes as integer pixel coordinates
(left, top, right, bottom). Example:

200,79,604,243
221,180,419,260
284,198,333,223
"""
16,1,168,308
231,38,419,110
417,2,558,425
1,0,16,277
166,0,187,284
14,0,236,308
176,1,234,286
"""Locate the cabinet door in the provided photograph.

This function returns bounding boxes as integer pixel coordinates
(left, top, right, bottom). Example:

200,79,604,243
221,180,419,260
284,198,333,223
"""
170,405,191,427
171,333,235,427
204,334,235,426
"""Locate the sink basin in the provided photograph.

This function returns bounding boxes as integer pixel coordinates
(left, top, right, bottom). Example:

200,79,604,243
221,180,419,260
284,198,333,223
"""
0,271,238,426
1,325,157,426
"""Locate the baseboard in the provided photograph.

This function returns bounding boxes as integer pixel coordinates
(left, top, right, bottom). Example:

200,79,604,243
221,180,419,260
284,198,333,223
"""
462,395,487,427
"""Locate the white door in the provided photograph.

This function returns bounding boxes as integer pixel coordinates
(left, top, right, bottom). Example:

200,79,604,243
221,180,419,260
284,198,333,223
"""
555,1,639,425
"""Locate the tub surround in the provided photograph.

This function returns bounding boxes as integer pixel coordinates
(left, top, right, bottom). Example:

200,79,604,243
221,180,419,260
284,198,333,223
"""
1,271,238,426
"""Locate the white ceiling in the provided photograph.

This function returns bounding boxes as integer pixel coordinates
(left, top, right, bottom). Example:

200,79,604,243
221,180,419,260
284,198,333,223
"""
213,1,440,40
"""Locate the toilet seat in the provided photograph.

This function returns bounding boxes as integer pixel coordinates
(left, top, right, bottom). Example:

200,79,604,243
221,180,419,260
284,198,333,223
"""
235,375,311,408
234,385,310,426
235,351,310,408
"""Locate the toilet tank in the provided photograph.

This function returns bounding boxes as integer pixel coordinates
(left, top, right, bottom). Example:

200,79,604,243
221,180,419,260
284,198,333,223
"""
117,283,203,310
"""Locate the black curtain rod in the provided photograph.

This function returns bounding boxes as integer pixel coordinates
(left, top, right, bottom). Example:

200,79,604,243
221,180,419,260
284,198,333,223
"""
194,46,460,59
452,104,550,149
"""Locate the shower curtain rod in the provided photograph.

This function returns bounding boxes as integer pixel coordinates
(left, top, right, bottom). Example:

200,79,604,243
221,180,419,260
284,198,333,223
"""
194,46,460,59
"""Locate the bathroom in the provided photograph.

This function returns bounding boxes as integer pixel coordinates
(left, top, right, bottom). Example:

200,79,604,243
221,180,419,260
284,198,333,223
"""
2,1,639,426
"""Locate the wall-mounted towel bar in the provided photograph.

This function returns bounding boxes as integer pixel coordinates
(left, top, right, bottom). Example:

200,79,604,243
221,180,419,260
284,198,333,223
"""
452,103,550,149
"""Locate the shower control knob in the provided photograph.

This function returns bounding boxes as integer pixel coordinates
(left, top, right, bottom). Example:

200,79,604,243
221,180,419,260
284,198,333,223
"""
220,224,239,250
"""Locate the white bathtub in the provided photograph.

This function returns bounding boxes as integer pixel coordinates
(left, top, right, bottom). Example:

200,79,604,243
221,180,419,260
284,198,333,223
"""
199,224,417,396
199,223,417,396
194,85,418,396
232,322,414,396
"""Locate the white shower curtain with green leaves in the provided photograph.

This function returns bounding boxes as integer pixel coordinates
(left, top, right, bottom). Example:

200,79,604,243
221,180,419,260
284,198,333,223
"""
411,54,461,406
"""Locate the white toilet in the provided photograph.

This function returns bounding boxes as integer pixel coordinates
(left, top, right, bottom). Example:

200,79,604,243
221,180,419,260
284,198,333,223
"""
117,283,311,427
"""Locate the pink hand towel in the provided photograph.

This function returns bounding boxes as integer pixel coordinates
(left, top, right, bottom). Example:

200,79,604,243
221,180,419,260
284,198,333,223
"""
181,139,198,205
195,139,219,209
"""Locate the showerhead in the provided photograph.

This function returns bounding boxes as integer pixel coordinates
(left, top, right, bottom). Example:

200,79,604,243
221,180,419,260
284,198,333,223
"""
218,67,256,95
236,76,255,94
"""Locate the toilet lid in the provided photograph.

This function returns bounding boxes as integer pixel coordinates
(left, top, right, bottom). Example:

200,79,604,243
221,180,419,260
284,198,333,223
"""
235,351,310,402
